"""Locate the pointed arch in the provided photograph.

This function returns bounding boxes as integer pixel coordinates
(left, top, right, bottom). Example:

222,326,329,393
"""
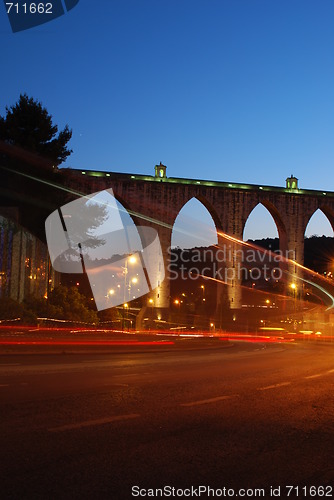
305,207,334,237
243,201,286,244
172,197,219,249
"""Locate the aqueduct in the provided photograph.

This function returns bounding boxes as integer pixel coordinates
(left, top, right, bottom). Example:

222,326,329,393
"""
61,164,334,321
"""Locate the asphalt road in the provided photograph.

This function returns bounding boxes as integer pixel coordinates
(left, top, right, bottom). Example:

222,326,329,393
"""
1,338,334,499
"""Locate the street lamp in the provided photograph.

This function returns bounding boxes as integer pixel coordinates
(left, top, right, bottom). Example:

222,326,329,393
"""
148,298,154,329
290,283,297,329
122,254,137,302
122,302,129,331
128,255,136,264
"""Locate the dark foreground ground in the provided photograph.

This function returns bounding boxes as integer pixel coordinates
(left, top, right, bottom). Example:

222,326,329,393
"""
1,331,334,499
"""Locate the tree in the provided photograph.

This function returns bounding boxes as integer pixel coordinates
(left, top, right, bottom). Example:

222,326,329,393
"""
47,285,98,324
0,94,73,239
0,297,38,325
0,93,72,173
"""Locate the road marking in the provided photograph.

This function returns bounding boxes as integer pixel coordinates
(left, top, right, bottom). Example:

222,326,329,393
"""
103,383,129,387
0,384,9,387
180,395,238,407
305,373,323,379
48,413,140,432
80,360,109,363
258,382,291,391
327,369,334,374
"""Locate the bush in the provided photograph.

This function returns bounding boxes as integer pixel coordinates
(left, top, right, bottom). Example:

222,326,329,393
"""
0,297,23,320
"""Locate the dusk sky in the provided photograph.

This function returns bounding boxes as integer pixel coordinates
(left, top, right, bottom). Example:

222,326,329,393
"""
1,0,334,241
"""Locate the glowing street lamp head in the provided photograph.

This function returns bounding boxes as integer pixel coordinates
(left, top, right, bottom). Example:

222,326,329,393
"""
148,298,154,304
109,289,115,295
290,283,297,290
128,255,137,264
174,299,180,305
131,277,138,284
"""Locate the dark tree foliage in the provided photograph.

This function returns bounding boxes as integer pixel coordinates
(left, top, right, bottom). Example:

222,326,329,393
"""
0,93,72,171
47,285,98,324
0,94,73,240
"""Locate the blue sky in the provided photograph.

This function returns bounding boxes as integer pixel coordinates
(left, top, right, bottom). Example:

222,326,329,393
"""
1,0,334,241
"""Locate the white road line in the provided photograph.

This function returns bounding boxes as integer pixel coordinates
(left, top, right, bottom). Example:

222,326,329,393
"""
180,395,238,407
48,413,140,432
103,383,129,387
79,360,124,365
258,382,291,391
304,373,323,379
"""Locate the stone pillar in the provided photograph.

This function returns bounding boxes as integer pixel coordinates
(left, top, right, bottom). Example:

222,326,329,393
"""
136,224,172,329
29,235,36,295
225,234,243,313
225,201,244,313
10,229,26,302
285,207,305,294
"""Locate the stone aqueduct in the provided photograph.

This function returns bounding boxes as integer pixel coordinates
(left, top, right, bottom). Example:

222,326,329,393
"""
63,165,334,320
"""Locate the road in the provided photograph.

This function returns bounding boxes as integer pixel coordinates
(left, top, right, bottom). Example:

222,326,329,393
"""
1,337,334,499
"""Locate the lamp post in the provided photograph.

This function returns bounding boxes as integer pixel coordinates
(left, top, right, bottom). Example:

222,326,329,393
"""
174,299,181,323
201,285,205,302
290,283,297,331
123,303,128,331
121,255,137,331
148,298,154,329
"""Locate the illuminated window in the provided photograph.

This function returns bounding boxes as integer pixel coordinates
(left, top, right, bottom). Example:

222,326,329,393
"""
155,162,166,178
